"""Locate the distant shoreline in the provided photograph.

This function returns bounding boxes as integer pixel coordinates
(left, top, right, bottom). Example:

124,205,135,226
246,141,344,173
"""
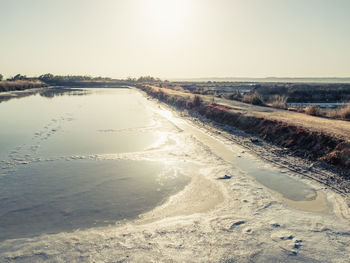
0,87,47,104
169,77,350,84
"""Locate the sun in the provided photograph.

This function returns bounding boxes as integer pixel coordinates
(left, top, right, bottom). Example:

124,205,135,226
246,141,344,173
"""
145,0,190,34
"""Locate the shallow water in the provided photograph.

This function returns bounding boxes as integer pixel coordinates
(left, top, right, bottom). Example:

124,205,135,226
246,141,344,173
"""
287,102,350,108
0,88,190,240
232,157,316,202
0,88,349,262
168,114,326,211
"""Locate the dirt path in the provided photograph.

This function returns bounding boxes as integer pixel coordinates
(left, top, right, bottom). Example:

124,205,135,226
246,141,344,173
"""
213,97,350,142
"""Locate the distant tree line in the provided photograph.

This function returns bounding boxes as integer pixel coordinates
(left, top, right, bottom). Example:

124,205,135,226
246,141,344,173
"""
4,74,31,81
125,76,163,84
37,74,164,86
1,72,165,88
1,73,164,83
38,74,113,84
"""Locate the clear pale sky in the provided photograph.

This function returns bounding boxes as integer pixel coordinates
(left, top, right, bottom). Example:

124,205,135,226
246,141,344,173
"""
1,0,349,79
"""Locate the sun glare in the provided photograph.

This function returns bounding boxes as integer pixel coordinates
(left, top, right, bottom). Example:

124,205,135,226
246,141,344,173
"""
145,0,190,34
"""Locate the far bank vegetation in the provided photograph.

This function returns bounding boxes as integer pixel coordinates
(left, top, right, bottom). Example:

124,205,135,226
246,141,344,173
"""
0,80,47,92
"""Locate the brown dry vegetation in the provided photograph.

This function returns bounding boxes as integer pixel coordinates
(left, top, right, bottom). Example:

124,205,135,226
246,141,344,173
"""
305,105,322,116
174,81,350,122
0,80,47,92
255,83,350,103
268,95,288,109
300,105,350,121
328,105,350,120
241,93,264,105
338,105,350,120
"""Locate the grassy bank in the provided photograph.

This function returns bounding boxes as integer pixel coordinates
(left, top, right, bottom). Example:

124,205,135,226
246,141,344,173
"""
0,80,47,92
138,84,350,173
169,81,350,121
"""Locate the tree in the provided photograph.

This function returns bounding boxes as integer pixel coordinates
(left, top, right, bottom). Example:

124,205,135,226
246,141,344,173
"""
137,76,156,83
7,74,27,81
126,77,136,83
39,73,55,82
0,74,3,81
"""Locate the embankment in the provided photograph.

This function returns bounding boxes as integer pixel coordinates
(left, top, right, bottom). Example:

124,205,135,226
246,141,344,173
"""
137,85,350,173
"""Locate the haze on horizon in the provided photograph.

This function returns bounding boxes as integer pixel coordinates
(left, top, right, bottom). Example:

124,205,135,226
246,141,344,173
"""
1,0,349,79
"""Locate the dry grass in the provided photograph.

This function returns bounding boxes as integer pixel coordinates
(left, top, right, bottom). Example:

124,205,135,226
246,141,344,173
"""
172,86,185,92
193,95,202,107
305,105,322,116
338,105,350,120
269,95,288,109
326,109,338,119
186,95,203,108
327,105,350,120
242,93,264,105
0,80,46,92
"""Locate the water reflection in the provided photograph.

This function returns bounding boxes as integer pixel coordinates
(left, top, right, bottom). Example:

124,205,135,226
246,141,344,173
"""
233,157,316,202
0,159,189,241
39,87,91,98
0,88,190,240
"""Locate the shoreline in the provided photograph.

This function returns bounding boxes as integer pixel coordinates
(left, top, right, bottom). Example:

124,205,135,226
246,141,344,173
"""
189,114,350,198
138,173,225,225
135,87,348,213
137,85,350,194
0,87,48,103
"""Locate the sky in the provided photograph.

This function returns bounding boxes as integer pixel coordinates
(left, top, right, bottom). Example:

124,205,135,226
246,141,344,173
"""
1,0,350,79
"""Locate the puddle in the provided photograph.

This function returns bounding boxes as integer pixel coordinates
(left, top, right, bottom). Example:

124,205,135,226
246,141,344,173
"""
234,158,316,202
233,157,328,212
162,109,328,212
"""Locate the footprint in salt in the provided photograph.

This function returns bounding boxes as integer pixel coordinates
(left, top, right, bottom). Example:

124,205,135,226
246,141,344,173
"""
271,231,302,255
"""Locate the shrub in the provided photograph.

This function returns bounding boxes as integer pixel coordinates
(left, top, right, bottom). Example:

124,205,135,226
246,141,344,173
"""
338,105,350,120
192,95,202,107
242,93,264,105
158,90,166,101
269,95,288,109
173,86,184,92
326,109,338,119
305,105,322,116
224,90,242,101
